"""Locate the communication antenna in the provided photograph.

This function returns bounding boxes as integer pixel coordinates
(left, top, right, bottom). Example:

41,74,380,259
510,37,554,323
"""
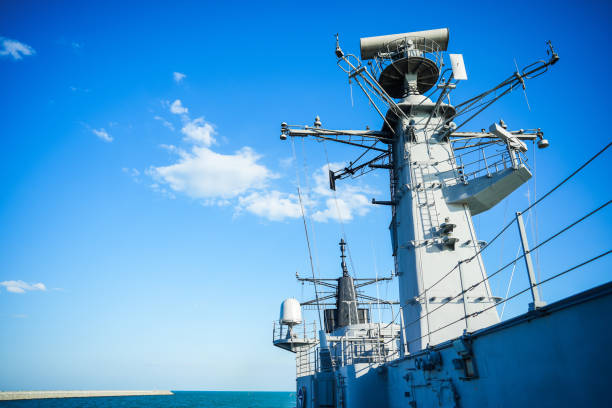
449,54,468,80
280,30,559,191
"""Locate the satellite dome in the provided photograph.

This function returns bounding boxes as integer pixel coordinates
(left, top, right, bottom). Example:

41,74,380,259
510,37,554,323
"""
280,298,302,326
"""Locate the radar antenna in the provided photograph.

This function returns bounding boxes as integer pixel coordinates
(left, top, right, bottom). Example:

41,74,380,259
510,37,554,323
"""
280,33,559,191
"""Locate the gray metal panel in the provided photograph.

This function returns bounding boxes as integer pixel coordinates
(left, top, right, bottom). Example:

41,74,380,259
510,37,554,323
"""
443,165,532,215
387,282,612,408
360,28,449,60
449,53,467,80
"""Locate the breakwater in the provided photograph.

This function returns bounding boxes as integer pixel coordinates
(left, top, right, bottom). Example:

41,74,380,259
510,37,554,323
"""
0,390,174,401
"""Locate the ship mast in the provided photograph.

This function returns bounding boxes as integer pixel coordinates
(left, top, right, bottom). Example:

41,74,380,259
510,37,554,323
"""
280,28,558,354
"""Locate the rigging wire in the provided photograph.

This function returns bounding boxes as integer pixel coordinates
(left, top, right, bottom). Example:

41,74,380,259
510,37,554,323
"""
383,306,401,330
500,181,534,319
406,249,612,347
521,141,612,214
497,197,510,295
291,137,323,329
499,204,533,320
404,199,611,330
530,141,541,284
322,140,358,278
301,138,324,285
499,243,522,319
371,239,383,325
413,140,612,302
370,239,384,350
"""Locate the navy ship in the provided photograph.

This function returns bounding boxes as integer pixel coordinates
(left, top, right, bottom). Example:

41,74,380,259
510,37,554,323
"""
273,28,611,407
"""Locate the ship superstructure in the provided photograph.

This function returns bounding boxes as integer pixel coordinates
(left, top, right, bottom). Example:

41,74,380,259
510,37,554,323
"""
272,28,612,408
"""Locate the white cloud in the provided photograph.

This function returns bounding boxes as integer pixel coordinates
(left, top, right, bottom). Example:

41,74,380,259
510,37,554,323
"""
182,117,215,146
154,115,175,131
150,103,275,205
173,72,186,83
150,182,176,199
146,101,374,223
234,164,373,222
150,145,274,200
92,128,113,142
0,37,35,60
238,191,302,221
71,41,82,49
170,99,188,115
159,143,177,152
312,195,371,222
1,280,47,294
310,164,374,222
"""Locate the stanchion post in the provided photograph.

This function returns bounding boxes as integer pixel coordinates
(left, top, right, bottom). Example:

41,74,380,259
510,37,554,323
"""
516,211,546,310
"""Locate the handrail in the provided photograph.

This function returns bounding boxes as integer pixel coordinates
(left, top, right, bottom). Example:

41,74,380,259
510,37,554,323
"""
408,141,611,308
292,324,402,376
405,249,611,347
403,199,611,336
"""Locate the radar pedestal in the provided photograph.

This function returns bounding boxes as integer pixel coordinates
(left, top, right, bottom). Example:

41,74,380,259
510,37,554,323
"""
273,298,316,352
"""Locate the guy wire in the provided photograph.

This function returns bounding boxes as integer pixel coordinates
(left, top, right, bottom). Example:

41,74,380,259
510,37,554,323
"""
323,140,358,278
291,137,323,329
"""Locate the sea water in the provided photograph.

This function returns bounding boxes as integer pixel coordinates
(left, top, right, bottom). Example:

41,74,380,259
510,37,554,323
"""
0,391,295,408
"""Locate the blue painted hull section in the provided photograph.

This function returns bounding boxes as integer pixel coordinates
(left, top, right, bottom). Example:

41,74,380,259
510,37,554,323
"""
298,281,612,407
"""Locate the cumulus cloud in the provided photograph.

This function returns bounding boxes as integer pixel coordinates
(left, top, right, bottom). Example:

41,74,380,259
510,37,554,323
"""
146,101,374,223
234,163,373,222
0,37,35,60
151,102,274,201
150,145,274,200
92,128,113,142
238,191,302,221
182,118,216,146
170,99,188,115
1,280,47,294
310,163,374,222
173,72,186,83
312,195,371,222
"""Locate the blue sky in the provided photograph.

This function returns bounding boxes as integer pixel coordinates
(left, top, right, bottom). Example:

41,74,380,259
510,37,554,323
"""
1,0,610,391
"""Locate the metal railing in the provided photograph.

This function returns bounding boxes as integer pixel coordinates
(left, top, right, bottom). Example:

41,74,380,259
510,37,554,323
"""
399,141,612,351
293,324,401,377
272,320,318,343
375,36,443,67
445,139,530,187
297,346,317,377
334,332,400,367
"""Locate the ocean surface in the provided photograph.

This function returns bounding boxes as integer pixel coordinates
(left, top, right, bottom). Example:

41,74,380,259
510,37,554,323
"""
0,392,296,408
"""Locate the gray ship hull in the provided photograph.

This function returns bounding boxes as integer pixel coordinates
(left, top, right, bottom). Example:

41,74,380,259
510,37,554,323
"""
297,281,612,407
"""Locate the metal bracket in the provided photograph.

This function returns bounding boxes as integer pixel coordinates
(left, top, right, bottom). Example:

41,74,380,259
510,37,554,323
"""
372,199,395,206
